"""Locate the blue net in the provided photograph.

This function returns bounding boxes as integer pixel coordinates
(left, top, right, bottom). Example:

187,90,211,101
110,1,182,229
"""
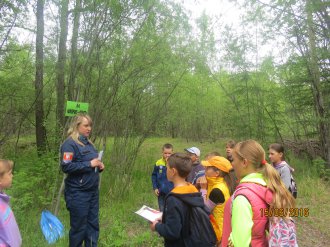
40,210,64,244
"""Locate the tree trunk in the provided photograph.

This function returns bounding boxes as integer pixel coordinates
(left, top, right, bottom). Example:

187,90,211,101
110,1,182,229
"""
68,0,82,101
56,0,69,140
244,73,252,138
306,0,330,168
35,0,47,154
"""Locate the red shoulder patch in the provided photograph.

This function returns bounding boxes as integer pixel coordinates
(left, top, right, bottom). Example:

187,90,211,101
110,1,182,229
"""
63,152,73,163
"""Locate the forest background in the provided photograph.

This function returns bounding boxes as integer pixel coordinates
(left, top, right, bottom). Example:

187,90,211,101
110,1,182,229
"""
0,0,329,246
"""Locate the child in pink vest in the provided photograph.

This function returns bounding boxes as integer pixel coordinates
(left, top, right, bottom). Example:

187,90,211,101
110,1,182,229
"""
222,140,295,247
0,159,22,247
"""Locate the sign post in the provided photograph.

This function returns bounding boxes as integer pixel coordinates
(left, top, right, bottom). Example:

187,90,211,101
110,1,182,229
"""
65,101,89,116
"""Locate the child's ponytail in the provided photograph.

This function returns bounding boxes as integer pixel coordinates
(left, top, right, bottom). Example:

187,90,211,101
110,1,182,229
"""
261,162,295,217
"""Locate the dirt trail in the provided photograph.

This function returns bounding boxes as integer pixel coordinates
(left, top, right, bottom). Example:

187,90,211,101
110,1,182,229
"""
296,217,329,247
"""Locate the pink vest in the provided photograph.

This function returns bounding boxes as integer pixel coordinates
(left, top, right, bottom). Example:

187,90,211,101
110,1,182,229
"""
222,183,273,247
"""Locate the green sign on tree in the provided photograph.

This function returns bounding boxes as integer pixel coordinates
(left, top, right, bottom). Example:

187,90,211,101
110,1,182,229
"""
65,101,89,116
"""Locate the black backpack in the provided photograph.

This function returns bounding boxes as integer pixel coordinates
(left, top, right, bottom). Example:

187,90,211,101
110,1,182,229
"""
288,173,297,198
279,165,298,198
170,194,217,247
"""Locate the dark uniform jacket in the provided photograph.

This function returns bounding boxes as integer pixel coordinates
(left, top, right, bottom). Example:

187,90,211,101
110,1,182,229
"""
61,136,99,191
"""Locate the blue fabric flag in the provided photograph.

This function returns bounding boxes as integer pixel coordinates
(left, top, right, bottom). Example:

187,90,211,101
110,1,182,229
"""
40,210,64,244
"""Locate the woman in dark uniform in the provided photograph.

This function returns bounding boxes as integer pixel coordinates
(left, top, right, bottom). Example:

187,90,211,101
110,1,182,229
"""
60,113,105,247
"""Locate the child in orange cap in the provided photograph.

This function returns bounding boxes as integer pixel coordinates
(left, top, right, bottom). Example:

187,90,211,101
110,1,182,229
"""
200,156,235,246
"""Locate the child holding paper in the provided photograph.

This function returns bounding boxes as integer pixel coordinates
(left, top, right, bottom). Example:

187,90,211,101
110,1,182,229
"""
150,153,216,247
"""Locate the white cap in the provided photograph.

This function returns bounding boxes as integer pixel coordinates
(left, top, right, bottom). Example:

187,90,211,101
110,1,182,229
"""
184,147,201,157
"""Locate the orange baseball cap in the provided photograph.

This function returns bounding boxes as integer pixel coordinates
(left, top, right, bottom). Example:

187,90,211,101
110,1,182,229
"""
201,156,232,173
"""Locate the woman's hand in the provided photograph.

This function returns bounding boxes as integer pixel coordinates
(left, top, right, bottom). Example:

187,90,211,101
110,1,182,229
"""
91,159,103,168
98,162,105,171
198,176,208,190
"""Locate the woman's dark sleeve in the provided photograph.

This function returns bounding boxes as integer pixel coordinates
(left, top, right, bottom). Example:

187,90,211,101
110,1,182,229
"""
61,141,92,174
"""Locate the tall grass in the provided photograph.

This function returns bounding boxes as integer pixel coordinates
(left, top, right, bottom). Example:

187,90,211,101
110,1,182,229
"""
290,155,330,239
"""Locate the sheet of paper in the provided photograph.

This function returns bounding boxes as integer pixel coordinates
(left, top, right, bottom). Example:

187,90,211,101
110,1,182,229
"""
135,205,162,222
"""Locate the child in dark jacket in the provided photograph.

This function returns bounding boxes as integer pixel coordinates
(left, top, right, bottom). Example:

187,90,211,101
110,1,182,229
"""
151,143,174,212
150,153,215,247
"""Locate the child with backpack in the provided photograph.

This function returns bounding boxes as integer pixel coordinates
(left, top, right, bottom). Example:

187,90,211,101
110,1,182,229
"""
222,140,298,247
269,143,297,198
150,153,216,247
0,159,22,247
199,156,235,245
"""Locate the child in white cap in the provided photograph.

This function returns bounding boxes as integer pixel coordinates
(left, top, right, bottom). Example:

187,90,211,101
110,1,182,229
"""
184,146,205,189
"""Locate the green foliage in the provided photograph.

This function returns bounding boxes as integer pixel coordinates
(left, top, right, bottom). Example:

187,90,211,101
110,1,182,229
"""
0,0,329,244
7,151,59,212
0,43,35,144
312,157,330,181
0,0,328,165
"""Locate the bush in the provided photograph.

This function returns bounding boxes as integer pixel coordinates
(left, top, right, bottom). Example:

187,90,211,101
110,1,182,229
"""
8,151,59,212
312,157,330,181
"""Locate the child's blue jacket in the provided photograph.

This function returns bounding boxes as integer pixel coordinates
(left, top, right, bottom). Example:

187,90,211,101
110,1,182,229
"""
151,158,174,195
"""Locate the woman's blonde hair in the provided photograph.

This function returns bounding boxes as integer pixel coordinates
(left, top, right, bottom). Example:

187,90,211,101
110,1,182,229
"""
234,140,295,219
0,159,14,178
67,113,93,146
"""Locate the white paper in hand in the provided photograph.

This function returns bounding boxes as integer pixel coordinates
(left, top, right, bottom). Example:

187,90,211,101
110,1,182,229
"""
95,150,104,173
98,150,104,161
135,205,162,222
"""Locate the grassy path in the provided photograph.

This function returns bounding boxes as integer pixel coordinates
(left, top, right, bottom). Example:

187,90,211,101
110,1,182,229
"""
295,185,330,247
297,218,329,246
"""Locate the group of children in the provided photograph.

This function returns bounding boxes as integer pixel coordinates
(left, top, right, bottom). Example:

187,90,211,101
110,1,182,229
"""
150,140,297,247
0,139,296,247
